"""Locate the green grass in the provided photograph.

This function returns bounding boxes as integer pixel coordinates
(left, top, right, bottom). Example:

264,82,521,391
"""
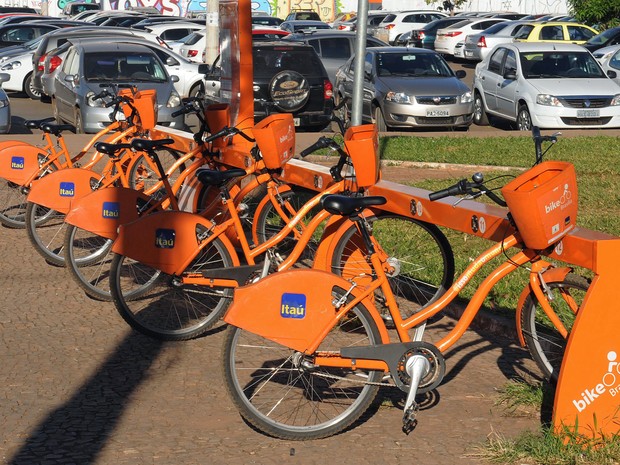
496,379,547,414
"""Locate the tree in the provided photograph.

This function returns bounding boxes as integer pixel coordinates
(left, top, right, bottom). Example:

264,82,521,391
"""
567,0,620,29
425,0,468,15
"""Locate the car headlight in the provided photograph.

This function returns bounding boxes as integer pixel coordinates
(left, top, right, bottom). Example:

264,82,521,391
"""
386,92,411,104
167,90,181,108
612,94,620,106
460,91,473,103
86,91,106,108
536,94,562,106
0,61,21,71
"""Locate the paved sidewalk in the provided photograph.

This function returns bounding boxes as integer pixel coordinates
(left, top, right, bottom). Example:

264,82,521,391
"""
0,137,548,464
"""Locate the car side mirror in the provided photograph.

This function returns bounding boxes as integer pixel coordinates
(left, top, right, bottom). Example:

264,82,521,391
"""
455,69,466,79
64,74,77,83
607,70,617,79
503,68,517,80
170,75,180,83
165,56,179,66
198,63,210,75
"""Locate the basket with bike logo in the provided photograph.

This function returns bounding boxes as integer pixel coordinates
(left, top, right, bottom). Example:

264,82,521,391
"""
252,113,296,170
118,88,157,130
343,124,380,188
501,161,577,250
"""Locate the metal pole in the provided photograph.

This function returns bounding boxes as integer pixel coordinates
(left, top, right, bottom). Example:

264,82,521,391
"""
350,0,369,127
205,0,219,64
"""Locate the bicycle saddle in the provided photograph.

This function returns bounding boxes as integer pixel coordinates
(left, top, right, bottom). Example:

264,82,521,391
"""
39,123,76,136
196,167,247,187
25,117,55,130
131,138,174,152
94,141,132,156
321,194,386,216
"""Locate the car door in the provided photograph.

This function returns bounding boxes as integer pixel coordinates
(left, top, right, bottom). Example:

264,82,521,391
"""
494,47,519,118
477,46,506,113
362,52,375,121
54,47,79,123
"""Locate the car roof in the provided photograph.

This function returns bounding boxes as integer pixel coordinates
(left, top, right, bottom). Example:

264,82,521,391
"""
508,42,591,52
366,46,438,54
73,41,159,54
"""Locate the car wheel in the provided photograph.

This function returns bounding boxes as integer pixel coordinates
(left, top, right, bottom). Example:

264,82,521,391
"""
373,105,388,132
24,73,40,100
517,104,532,131
74,108,84,134
473,91,488,126
189,82,204,100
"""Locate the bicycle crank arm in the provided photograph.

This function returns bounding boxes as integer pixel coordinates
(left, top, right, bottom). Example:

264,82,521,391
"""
198,264,264,287
402,355,430,435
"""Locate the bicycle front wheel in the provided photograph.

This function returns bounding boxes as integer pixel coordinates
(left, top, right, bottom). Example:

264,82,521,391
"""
109,237,235,341
521,273,589,382
64,224,115,301
25,201,67,266
331,214,454,319
222,288,383,440
127,147,185,192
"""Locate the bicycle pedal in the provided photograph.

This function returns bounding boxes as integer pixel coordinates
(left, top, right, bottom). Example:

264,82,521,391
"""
402,405,419,435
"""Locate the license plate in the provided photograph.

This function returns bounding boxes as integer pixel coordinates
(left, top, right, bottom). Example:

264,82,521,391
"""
293,118,300,126
426,109,450,117
576,109,599,118
465,50,473,57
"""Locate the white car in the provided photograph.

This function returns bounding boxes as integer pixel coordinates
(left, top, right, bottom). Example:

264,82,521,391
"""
179,29,206,63
0,49,38,98
472,42,620,130
435,18,508,56
375,10,447,44
142,21,205,42
463,20,530,61
592,44,620,86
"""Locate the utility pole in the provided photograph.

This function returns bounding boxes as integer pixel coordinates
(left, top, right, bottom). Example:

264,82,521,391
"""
205,0,219,64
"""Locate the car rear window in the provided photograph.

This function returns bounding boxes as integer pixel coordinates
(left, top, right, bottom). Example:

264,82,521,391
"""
253,48,325,78
84,52,167,82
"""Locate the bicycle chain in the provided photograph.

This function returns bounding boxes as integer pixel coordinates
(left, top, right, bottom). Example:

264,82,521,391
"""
310,370,396,388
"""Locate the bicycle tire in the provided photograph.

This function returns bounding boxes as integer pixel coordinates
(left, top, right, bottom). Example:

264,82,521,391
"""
109,236,235,341
521,273,589,382
254,187,321,266
25,201,68,266
222,286,382,440
64,224,115,301
0,179,28,228
127,147,185,193
330,214,454,319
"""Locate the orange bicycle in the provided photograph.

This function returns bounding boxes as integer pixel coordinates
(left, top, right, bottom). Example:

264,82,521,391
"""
220,129,588,440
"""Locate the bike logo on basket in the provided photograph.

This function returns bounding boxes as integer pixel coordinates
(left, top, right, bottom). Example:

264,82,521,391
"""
572,350,620,413
155,228,175,249
59,182,75,197
545,183,573,214
10,156,24,170
280,293,306,319
102,202,120,219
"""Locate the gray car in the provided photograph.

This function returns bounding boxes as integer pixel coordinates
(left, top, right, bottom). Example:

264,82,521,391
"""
463,20,529,61
53,41,183,133
0,73,10,133
334,47,473,131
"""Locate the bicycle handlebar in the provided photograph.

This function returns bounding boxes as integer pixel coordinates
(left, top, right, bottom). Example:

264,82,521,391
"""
203,125,256,145
429,174,507,207
299,136,338,158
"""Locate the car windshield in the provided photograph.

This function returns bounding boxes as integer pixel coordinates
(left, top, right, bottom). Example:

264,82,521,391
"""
521,51,606,78
586,28,619,46
253,48,324,77
376,52,453,77
84,52,167,82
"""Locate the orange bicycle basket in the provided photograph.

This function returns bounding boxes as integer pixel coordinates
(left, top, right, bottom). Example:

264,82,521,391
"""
344,124,380,189
252,113,296,170
501,161,578,250
119,88,157,130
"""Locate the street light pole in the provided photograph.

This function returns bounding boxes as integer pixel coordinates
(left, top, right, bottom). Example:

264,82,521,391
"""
350,0,369,127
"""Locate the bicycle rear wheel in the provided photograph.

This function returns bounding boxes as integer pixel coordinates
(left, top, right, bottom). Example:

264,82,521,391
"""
64,224,114,301
331,214,454,319
109,236,235,341
0,180,28,228
521,273,589,382
222,287,382,440
128,147,185,192
25,201,67,266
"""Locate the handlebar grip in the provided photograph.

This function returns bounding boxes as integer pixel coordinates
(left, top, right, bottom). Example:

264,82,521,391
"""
171,106,190,118
428,181,467,201
486,190,507,207
300,137,331,158
203,126,234,143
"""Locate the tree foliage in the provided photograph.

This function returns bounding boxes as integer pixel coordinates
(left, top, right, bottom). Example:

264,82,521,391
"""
567,0,620,29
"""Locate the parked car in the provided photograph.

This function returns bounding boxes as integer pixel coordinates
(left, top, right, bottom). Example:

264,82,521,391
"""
32,26,165,100
375,10,447,45
462,20,530,61
251,28,289,41
279,20,331,33
0,22,60,48
344,10,393,35
204,41,334,131
399,17,464,48
583,26,620,53
472,42,620,130
435,18,508,56
178,28,206,62
60,1,100,18
513,21,598,44
284,10,321,21
334,47,473,131
592,45,620,86
0,73,10,133
141,21,204,42
52,41,183,133
251,16,283,28
330,12,356,30
282,30,387,83
0,48,39,98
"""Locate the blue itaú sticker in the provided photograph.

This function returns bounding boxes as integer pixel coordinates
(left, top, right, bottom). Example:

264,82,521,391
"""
59,182,75,197
280,293,306,319
155,228,175,249
102,202,120,219
10,156,24,169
